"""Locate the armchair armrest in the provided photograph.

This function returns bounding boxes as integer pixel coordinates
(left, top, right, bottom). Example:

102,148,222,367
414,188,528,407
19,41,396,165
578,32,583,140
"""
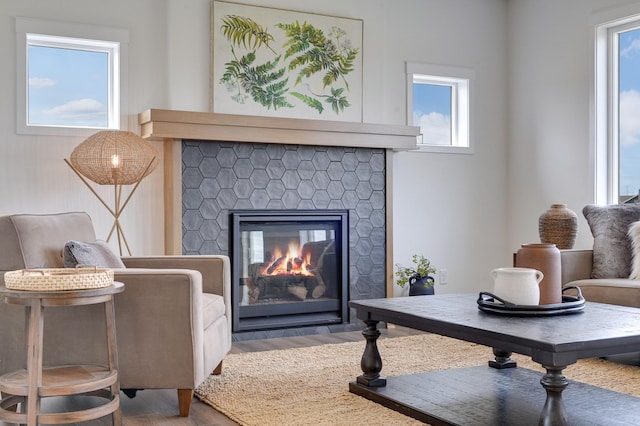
112,268,207,389
120,255,232,355
121,255,230,296
560,249,593,285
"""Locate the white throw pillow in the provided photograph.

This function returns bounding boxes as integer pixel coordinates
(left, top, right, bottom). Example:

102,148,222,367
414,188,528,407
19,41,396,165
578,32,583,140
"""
628,220,640,280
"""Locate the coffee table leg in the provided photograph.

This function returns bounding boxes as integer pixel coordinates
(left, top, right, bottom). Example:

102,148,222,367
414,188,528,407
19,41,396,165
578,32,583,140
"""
539,366,569,426
356,319,386,387
488,348,517,369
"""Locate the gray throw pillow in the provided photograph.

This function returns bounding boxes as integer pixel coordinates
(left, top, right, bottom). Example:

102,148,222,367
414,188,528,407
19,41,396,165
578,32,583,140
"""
63,240,126,269
583,204,640,278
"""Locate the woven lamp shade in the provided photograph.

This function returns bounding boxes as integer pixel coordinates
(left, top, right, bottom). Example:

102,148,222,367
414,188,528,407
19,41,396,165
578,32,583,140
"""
70,131,159,185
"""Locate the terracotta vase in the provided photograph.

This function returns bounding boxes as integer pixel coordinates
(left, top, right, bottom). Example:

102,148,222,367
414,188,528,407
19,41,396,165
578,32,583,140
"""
538,204,578,249
514,243,562,305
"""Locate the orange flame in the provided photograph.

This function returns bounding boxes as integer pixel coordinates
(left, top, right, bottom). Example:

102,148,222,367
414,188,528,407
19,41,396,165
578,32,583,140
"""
261,241,315,276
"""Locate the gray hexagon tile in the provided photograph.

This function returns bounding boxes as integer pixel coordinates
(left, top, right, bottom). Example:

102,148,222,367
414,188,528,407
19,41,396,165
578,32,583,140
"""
182,141,387,325
183,146,203,167
233,144,253,159
282,169,301,190
249,148,270,169
297,180,315,199
183,168,203,188
282,150,302,169
183,189,204,209
298,160,315,179
342,153,359,171
327,162,345,181
312,171,330,190
234,159,253,179
199,157,221,178
266,159,286,179
217,147,237,166
266,144,285,159
265,180,286,199
312,151,331,170
183,210,203,231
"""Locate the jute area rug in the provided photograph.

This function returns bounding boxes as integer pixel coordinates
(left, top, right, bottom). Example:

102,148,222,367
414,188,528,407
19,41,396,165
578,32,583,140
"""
195,333,640,426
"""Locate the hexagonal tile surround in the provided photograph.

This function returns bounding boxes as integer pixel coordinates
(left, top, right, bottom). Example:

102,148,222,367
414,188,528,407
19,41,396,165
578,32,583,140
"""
182,140,386,337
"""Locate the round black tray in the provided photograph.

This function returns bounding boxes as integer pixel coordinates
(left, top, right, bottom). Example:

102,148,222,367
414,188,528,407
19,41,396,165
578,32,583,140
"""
477,286,585,316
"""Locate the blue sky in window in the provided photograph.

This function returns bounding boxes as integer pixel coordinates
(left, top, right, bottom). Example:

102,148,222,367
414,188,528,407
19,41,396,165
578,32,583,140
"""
28,45,108,127
413,82,451,145
619,29,640,197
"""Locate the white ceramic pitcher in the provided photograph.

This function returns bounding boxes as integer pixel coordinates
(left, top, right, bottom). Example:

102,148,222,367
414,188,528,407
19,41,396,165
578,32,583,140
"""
490,267,543,306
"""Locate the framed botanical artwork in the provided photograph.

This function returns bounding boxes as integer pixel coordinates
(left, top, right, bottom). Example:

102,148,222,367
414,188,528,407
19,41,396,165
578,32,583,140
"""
211,1,363,122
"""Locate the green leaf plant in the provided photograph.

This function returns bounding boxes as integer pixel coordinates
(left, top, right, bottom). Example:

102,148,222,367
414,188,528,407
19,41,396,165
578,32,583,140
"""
220,46,292,110
394,255,437,288
220,15,277,55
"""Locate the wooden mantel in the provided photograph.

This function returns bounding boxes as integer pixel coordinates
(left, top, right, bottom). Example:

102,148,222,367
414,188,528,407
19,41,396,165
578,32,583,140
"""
138,109,419,150
138,109,419,296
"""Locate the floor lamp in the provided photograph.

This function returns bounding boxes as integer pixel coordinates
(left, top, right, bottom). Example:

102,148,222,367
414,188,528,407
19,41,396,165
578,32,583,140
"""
65,130,159,256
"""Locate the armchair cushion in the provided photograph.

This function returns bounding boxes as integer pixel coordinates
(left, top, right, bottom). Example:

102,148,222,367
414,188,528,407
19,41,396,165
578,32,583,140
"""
63,240,126,269
202,293,226,329
583,204,640,278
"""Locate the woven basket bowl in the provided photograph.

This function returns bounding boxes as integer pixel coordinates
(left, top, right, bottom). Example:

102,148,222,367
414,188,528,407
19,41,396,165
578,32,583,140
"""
4,268,114,291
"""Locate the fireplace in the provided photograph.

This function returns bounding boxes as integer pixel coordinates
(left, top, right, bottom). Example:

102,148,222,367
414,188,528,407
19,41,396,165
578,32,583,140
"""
179,139,390,338
230,210,349,332
138,109,419,339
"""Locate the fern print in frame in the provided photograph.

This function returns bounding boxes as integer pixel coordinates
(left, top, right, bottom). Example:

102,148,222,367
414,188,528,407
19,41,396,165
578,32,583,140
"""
212,1,363,122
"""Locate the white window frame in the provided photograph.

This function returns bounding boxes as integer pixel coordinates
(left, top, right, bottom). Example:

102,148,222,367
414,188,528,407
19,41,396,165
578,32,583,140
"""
592,4,640,204
15,17,129,137
406,62,474,154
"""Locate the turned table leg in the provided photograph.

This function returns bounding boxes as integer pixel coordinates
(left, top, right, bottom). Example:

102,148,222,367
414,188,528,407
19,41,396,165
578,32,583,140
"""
539,366,569,426
356,319,386,387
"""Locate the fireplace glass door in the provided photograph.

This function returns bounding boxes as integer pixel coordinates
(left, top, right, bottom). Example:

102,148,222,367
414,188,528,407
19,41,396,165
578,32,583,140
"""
230,210,348,332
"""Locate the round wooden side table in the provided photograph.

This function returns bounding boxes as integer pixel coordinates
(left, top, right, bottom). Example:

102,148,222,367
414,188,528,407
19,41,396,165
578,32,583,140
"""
0,281,124,426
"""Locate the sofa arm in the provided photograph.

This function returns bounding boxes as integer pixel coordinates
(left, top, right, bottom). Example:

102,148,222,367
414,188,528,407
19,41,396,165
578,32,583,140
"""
560,249,593,285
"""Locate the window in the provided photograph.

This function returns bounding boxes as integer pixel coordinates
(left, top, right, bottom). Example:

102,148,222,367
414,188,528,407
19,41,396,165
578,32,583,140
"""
595,14,640,204
15,18,128,136
406,62,474,154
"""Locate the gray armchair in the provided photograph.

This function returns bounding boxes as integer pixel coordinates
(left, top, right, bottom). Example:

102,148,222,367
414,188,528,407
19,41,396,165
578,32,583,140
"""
0,212,232,417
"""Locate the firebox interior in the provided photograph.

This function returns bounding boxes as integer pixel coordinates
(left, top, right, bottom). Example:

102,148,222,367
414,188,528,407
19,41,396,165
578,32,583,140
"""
230,210,349,332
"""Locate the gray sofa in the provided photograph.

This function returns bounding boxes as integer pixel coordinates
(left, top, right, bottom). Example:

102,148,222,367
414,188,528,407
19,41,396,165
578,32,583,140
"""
558,204,640,308
0,212,232,417
561,249,640,307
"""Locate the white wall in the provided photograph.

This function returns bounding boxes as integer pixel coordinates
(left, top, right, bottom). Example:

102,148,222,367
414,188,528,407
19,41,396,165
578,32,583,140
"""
386,0,509,294
507,0,640,255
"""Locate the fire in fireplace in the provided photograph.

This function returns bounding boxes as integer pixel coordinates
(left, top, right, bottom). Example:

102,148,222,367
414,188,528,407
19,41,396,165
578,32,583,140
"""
230,210,349,332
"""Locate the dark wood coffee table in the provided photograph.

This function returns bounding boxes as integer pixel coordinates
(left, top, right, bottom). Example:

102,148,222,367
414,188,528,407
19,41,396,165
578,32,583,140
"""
349,294,640,426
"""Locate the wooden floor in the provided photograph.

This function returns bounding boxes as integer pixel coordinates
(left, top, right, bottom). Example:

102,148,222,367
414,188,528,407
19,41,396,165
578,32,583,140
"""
1,325,424,426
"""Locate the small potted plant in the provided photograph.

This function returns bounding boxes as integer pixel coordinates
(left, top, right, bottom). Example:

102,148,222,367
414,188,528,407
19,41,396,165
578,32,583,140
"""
395,254,437,296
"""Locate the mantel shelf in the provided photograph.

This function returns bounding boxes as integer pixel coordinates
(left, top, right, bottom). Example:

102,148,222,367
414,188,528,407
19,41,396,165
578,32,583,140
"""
138,109,419,151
